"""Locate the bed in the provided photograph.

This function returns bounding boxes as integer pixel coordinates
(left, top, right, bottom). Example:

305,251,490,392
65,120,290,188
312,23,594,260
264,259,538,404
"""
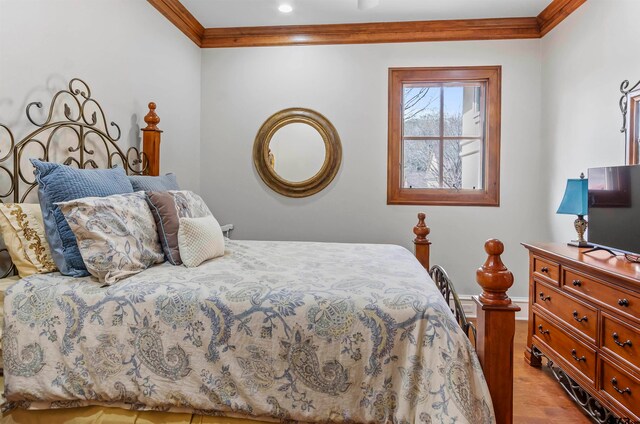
0,79,519,424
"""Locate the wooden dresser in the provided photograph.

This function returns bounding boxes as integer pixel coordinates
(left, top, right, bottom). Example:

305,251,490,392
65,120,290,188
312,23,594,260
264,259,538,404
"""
523,243,640,421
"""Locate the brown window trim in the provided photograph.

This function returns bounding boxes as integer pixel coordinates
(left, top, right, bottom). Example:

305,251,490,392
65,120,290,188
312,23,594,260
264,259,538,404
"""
387,66,501,206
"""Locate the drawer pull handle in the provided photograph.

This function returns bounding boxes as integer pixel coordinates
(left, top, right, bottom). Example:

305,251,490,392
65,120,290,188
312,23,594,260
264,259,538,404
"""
539,292,551,302
540,267,549,273
538,325,550,335
572,311,588,322
572,279,582,287
618,298,630,307
611,378,632,395
613,333,633,348
570,349,586,362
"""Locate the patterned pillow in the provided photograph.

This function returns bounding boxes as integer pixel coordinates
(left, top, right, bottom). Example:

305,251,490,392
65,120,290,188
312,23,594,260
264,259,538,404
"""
32,160,134,277
0,204,57,277
178,215,225,267
146,190,212,265
129,173,180,192
57,192,164,284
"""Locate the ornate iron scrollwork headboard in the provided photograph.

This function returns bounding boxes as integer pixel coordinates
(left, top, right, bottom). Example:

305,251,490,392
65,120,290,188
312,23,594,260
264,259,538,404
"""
0,78,151,276
0,78,149,203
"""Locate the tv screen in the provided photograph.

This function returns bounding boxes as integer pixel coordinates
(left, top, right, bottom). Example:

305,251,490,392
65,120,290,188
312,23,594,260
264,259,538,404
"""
588,165,639,254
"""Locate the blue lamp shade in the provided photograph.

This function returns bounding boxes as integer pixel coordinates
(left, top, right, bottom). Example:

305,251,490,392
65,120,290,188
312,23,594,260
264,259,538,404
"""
557,177,588,216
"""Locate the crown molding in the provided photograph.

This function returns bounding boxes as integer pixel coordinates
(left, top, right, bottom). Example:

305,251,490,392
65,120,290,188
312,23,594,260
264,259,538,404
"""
148,0,587,48
537,0,586,36
147,0,204,47
201,17,541,48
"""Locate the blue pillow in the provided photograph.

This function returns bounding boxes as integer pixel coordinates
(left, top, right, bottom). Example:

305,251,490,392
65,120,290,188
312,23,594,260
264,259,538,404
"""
128,173,180,192
32,160,134,277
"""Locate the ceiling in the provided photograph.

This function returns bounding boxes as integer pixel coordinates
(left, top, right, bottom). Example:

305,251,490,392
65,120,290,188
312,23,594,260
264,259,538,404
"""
181,0,553,28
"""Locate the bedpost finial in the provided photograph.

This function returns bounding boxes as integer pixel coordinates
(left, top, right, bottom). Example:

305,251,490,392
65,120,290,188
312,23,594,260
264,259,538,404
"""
413,213,431,245
484,238,504,256
476,239,513,306
143,102,161,131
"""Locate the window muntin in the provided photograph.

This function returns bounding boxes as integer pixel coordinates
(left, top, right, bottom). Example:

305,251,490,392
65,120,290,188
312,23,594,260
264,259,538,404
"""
402,83,485,190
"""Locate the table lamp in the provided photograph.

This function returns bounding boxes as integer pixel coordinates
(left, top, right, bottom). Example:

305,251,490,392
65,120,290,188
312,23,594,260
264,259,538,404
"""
557,173,592,247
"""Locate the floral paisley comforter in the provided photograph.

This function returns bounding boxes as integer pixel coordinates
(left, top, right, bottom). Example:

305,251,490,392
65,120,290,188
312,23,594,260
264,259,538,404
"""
2,240,494,423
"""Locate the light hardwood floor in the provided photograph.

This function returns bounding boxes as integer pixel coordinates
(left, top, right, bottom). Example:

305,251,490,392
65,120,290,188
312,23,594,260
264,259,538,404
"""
513,320,592,423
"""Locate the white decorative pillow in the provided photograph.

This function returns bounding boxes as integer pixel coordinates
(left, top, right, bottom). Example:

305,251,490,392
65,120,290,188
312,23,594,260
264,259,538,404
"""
57,192,165,284
177,215,225,268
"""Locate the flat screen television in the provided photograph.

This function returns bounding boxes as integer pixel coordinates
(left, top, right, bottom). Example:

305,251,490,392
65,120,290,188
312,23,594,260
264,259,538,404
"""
587,165,639,254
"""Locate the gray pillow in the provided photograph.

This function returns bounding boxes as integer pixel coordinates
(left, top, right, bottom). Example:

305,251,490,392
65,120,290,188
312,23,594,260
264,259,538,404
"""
129,173,179,192
146,190,212,265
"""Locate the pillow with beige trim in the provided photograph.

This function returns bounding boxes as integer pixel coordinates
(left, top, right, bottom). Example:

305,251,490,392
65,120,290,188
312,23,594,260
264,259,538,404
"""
57,192,164,284
0,203,57,277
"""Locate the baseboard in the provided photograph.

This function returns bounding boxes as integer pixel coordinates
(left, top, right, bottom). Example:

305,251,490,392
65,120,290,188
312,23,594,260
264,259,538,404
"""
457,295,529,321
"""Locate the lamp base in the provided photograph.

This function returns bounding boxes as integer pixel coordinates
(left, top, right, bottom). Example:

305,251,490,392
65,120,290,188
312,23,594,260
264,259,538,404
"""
567,240,594,248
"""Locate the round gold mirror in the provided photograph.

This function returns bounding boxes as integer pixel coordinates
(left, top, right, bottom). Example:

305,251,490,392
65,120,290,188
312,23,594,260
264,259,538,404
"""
253,108,342,198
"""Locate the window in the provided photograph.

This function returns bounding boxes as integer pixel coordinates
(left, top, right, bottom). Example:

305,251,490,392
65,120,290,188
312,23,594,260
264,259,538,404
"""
387,66,501,206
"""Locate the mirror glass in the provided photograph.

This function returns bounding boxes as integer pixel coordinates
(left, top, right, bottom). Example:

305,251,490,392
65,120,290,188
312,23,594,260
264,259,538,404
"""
268,122,326,182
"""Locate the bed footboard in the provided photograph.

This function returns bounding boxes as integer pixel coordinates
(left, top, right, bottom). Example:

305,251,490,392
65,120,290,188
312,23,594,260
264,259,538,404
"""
413,214,519,424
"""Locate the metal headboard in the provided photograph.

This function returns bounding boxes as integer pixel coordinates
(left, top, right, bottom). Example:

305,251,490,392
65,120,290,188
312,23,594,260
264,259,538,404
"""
0,78,150,277
429,265,477,344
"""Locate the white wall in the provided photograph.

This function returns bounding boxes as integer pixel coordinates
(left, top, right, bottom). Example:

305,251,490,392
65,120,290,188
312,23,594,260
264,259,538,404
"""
9,0,627,298
541,0,640,242
201,40,546,297
0,0,201,192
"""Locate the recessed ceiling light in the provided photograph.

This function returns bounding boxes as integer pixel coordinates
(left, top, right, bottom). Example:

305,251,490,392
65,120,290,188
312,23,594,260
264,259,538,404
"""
278,4,293,13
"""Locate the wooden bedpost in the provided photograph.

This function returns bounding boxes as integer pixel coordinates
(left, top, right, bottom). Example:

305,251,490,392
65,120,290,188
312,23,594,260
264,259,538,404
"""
474,239,519,424
142,102,162,176
413,213,431,270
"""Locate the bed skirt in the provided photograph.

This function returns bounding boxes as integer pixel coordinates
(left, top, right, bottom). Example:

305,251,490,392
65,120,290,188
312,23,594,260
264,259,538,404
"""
1,407,272,424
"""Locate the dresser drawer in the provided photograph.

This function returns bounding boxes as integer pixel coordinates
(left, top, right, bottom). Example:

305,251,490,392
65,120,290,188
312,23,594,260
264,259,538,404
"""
533,313,596,385
600,357,640,420
602,313,640,372
533,256,560,284
533,280,597,343
563,268,640,321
